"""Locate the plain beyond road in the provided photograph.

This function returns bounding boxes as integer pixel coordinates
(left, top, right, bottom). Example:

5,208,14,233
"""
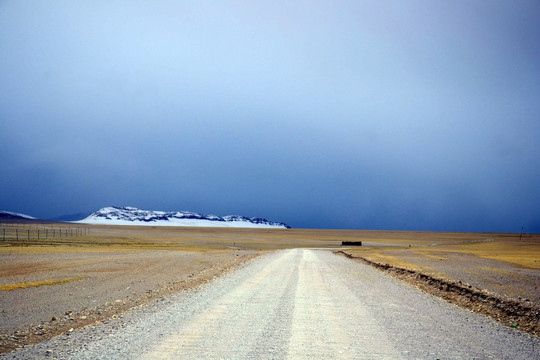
3,249,539,359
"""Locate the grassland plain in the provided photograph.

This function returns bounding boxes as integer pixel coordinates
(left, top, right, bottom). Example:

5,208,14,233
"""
0,223,538,354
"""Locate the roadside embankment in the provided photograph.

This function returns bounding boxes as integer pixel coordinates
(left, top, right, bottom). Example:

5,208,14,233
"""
336,250,539,337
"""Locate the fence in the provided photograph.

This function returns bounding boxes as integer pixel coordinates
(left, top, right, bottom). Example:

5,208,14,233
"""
0,223,90,242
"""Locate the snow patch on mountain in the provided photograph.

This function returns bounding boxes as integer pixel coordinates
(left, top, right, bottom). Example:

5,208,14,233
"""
76,206,290,228
0,210,36,220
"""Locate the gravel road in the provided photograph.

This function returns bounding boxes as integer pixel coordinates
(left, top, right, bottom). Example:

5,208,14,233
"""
3,249,539,359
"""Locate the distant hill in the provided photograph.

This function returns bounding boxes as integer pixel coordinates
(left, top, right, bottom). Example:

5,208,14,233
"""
0,210,35,221
0,210,46,223
76,206,290,229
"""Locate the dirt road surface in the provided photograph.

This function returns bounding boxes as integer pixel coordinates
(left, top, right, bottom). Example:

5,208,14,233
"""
3,249,539,359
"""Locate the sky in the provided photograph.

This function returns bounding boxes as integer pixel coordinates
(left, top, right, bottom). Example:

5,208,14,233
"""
1,1,539,232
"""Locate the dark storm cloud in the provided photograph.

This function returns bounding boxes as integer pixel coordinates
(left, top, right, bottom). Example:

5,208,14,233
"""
1,1,539,232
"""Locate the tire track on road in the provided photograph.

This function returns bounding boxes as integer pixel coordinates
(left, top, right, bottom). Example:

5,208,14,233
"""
141,250,299,359
288,250,403,359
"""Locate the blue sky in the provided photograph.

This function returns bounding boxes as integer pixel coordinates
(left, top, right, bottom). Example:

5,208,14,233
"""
1,1,539,232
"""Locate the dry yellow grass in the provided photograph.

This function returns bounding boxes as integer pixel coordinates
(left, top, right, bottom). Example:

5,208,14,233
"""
362,253,430,271
2,223,538,269
412,250,449,261
433,241,540,269
0,276,85,291
347,248,446,278
0,224,360,253
342,231,539,270
475,266,515,276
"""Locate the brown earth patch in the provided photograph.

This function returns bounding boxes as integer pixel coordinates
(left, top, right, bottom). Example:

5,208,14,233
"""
0,249,258,355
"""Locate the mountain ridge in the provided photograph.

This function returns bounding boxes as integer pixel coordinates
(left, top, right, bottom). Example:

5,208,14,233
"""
0,210,36,220
77,206,290,229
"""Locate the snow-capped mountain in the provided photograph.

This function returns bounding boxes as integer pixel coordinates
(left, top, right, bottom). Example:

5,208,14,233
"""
76,206,290,229
0,210,36,220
